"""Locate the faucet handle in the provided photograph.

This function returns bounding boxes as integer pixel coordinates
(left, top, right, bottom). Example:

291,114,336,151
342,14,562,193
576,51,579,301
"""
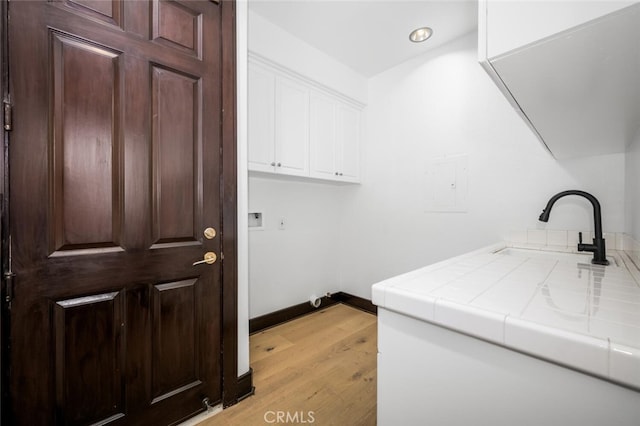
578,232,583,244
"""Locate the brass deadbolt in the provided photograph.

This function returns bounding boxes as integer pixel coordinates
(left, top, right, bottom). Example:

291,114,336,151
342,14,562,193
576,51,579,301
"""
204,227,216,239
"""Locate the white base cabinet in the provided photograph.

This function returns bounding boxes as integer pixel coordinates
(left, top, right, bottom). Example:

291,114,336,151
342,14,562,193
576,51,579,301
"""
248,55,362,183
378,308,640,426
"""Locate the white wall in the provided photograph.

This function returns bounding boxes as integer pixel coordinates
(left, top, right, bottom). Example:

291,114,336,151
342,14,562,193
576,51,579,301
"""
248,176,342,318
337,33,626,299
236,0,249,375
247,11,368,318
247,13,630,315
625,128,640,241
248,10,367,104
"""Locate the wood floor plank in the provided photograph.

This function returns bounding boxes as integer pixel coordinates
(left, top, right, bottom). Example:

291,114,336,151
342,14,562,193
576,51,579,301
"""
250,333,294,363
335,307,377,329
278,305,362,342
198,304,377,426
252,314,375,396
249,308,372,383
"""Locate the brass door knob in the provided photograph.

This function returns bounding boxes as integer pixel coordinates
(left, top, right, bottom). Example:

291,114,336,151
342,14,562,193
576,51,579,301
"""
193,252,217,266
204,227,216,239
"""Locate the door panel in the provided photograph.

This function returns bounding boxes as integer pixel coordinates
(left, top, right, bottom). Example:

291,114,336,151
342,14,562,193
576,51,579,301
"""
152,0,202,57
151,65,200,244
151,279,200,401
7,1,232,424
65,0,123,28
54,291,125,425
50,30,123,252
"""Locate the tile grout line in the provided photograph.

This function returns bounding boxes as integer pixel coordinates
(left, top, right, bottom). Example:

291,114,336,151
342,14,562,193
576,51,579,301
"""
468,257,530,304
518,258,560,317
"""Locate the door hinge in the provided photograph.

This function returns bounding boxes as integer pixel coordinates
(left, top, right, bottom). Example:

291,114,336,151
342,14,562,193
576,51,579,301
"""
4,271,15,304
4,235,14,303
3,101,12,131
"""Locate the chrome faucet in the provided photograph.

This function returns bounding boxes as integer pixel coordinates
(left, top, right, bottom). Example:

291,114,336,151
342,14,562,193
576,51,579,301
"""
538,190,609,265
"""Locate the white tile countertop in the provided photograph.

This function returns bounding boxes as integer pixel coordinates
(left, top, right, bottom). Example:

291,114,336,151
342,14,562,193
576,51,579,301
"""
372,241,640,391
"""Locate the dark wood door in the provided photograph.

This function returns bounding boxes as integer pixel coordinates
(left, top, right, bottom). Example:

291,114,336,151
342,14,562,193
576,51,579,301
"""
6,0,235,424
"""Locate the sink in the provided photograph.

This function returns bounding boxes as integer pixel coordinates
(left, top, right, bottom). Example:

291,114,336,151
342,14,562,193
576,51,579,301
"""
495,247,617,266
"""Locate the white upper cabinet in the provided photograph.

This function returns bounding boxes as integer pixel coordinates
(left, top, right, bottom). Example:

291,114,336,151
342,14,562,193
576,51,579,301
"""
309,94,337,180
309,95,361,182
336,105,360,183
482,0,634,60
248,65,276,172
249,57,363,183
248,65,309,176
274,77,309,176
479,1,640,159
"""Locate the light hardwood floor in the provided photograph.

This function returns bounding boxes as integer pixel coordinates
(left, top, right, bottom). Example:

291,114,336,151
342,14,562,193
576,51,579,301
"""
199,304,377,425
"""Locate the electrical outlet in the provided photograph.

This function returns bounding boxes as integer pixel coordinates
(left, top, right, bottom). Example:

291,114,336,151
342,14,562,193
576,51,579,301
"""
278,217,286,230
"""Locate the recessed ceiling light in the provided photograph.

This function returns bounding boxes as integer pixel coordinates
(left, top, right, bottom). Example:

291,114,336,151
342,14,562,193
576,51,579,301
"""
409,27,433,43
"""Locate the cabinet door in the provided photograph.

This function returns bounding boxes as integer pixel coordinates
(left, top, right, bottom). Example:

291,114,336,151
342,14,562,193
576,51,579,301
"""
248,64,276,172
309,94,337,180
275,77,310,176
336,105,360,182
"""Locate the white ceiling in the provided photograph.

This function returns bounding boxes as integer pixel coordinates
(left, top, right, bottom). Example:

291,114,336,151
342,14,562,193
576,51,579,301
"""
248,0,479,77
